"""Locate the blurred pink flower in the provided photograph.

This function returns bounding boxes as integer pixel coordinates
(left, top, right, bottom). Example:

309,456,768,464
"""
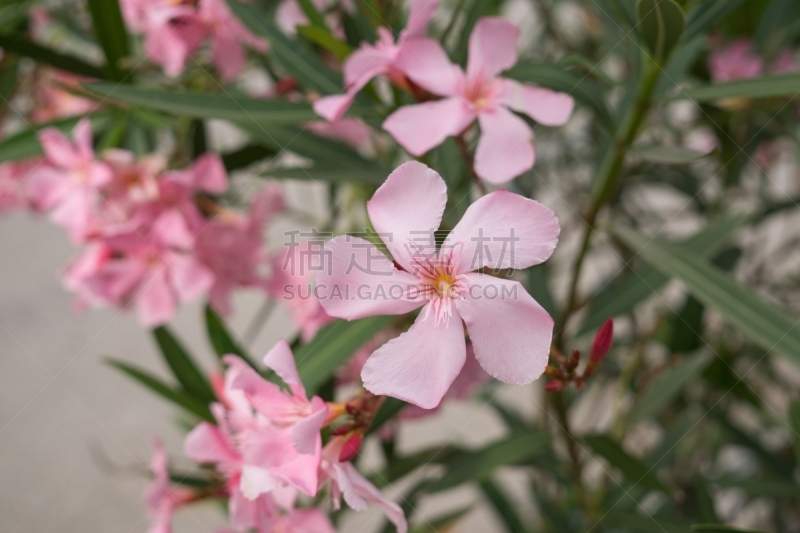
196,184,284,316
28,119,113,242
145,439,195,533
32,70,96,123
0,160,38,212
307,119,373,151
383,17,574,183
320,435,407,533
317,161,559,408
266,240,334,341
313,0,437,121
708,40,764,82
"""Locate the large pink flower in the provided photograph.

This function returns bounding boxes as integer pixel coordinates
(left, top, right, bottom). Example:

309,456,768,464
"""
313,0,437,121
28,119,113,242
317,161,559,408
383,17,574,183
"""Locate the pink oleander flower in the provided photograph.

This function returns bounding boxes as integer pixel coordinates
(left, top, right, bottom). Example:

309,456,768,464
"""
320,435,407,533
771,48,799,74
28,119,113,242
708,40,764,82
32,70,96,123
145,439,195,533
313,0,437,121
64,209,214,326
266,240,334,341
186,344,324,514
383,17,574,184
0,160,38,212
121,0,265,81
196,184,284,316
317,161,559,409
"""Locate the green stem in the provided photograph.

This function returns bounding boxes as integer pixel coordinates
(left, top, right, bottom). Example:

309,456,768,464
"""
555,56,662,348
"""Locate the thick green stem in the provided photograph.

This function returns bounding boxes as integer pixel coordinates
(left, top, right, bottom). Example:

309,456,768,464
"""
556,56,662,348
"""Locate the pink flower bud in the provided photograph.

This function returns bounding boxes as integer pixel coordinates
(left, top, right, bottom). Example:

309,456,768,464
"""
544,380,565,392
590,319,614,363
338,433,364,463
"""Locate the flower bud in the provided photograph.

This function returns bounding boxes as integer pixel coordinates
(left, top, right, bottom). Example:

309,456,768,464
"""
544,380,565,392
589,319,614,364
338,433,364,463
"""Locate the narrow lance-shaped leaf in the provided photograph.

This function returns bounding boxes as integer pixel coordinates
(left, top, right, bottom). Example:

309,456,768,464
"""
789,400,800,467
578,214,748,335
632,351,714,422
691,525,770,533
86,0,130,80
106,358,213,421
295,316,394,394
479,478,529,533
636,0,685,63
152,326,215,402
425,431,551,493
584,434,671,493
683,0,747,42
204,305,256,367
0,34,107,79
632,145,709,164
615,227,800,367
679,72,800,102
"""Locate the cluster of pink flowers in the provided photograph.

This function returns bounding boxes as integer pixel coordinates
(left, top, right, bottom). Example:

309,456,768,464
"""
314,2,575,183
708,39,798,82
120,0,266,80
148,340,406,533
20,119,283,326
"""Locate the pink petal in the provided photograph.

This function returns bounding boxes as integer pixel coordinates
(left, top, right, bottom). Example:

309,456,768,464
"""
136,267,177,327
152,209,194,249
394,38,462,96
455,274,552,384
499,79,574,126
291,397,328,455
229,358,297,420
184,422,240,464
166,252,214,303
314,92,358,122
446,189,559,274
467,17,519,81
339,462,408,533
367,161,448,270
39,128,80,169
192,153,228,194
72,119,94,160
400,0,437,41
286,508,337,533
212,32,246,82
474,106,535,184
316,236,424,320
263,339,304,396
343,43,395,88
361,304,466,409
383,98,475,156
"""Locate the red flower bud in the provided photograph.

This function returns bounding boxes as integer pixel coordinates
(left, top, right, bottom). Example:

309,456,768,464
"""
544,380,565,392
338,433,363,463
589,319,614,363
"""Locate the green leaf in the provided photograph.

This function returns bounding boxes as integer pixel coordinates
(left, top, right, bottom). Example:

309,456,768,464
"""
632,145,709,164
683,0,747,41
222,144,276,171
584,434,670,493
602,513,691,533
86,0,130,80
295,0,327,29
260,165,387,185
106,358,213,421
297,25,352,60
0,113,113,163
453,0,496,65
0,34,107,79
204,305,254,366
504,62,615,128
152,327,215,402
374,446,460,487
226,0,341,94
632,351,714,422
691,525,770,533
712,476,800,498
295,316,393,394
85,83,321,123
425,431,551,493
636,0,685,63
681,72,800,102
479,478,529,533
578,215,747,335
790,399,800,467
615,227,800,367
409,508,471,533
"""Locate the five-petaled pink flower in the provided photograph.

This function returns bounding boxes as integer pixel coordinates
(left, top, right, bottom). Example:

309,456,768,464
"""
383,17,574,184
313,0,437,121
317,161,559,409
